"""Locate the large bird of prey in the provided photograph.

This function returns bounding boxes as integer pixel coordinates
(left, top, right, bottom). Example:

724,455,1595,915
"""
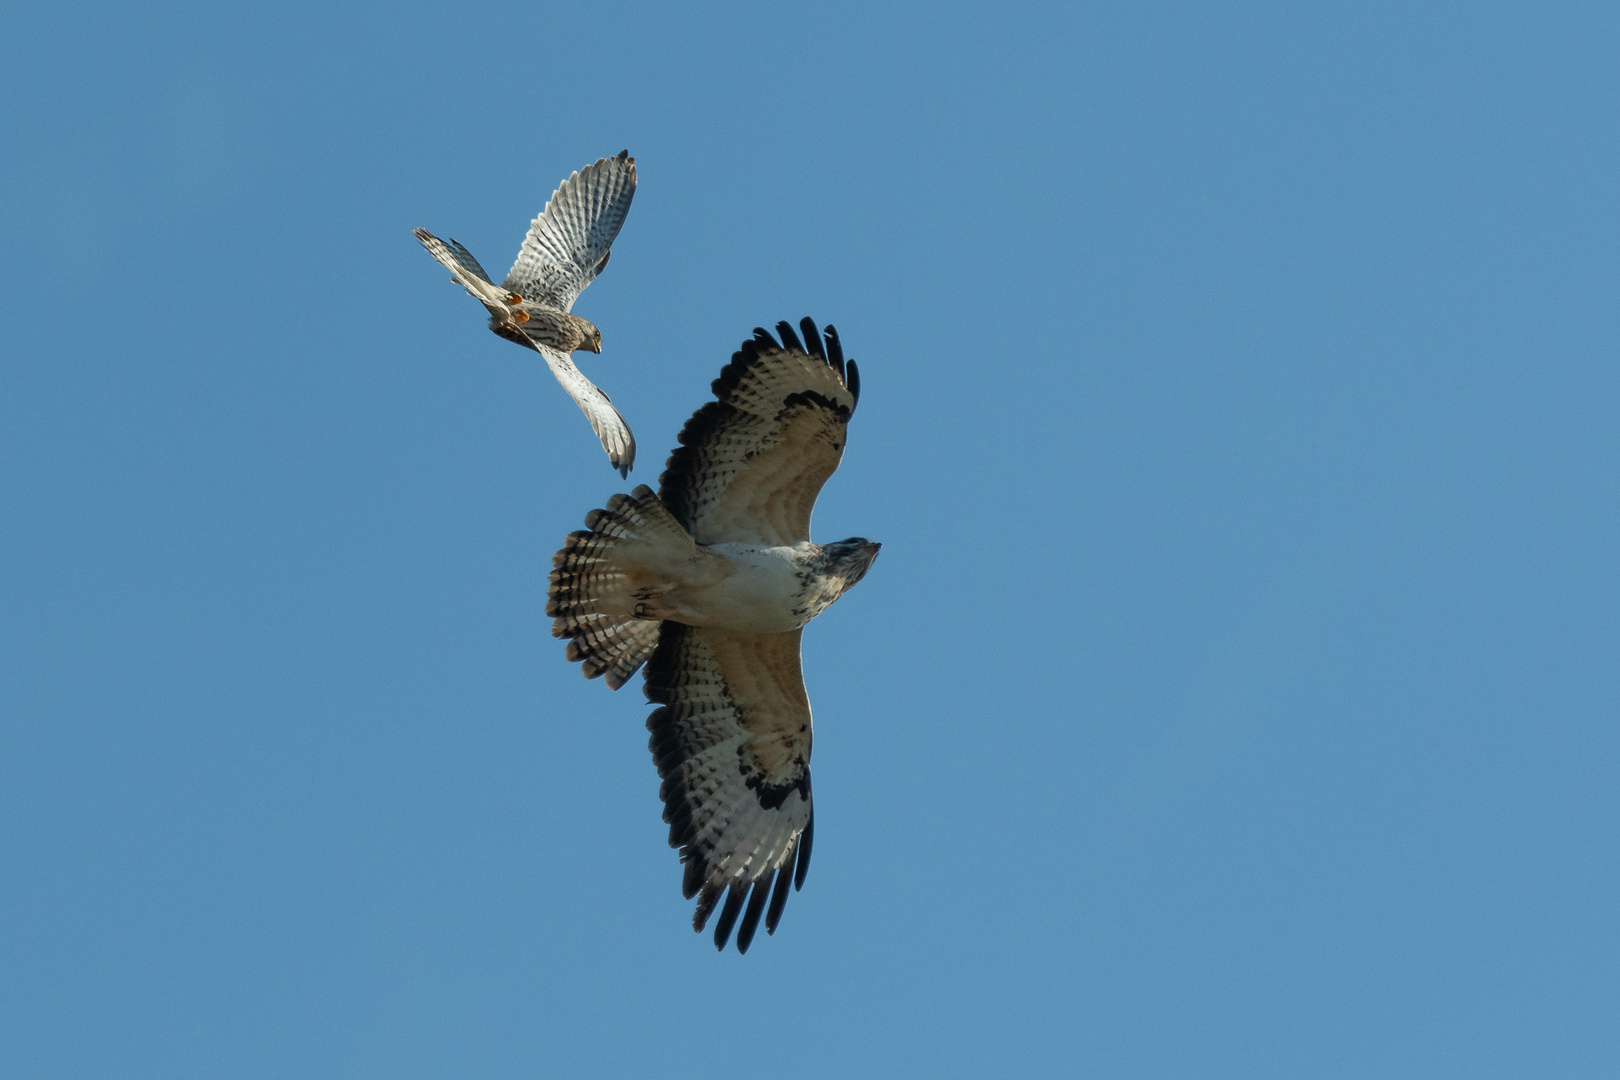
548,319,878,952
414,150,638,475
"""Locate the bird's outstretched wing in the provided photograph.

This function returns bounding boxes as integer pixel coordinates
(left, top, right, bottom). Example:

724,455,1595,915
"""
534,343,636,477
646,622,814,953
504,151,637,313
659,318,860,546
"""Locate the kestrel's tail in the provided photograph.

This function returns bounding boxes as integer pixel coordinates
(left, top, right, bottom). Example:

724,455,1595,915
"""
547,486,695,690
412,227,508,307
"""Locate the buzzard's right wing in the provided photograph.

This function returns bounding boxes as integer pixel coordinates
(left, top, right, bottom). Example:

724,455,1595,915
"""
503,151,637,313
645,622,815,954
659,319,860,546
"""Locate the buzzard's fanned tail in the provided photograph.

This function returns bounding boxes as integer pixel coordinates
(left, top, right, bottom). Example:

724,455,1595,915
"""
547,485,691,688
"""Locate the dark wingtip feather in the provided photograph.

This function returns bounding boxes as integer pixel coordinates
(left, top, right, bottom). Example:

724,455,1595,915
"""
794,813,815,891
824,324,847,385
735,879,772,954
713,885,747,951
846,358,861,407
765,862,793,935
692,883,722,933
800,317,824,359
775,320,805,353
681,854,705,900
752,327,777,349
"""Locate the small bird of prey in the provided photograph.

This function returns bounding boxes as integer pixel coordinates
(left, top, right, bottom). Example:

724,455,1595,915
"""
414,150,638,475
548,318,878,953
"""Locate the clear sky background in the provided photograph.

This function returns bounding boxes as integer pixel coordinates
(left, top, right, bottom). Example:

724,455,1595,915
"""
3,2,1618,1077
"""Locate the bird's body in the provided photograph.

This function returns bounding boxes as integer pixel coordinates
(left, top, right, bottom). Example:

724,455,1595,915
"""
414,150,636,474
607,535,876,636
489,302,600,355
547,319,874,952
670,540,876,633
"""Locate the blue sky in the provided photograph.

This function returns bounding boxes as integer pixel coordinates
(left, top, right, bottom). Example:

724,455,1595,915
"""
3,2,1618,1076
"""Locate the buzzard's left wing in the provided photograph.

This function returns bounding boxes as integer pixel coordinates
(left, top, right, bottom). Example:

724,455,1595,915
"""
504,150,637,312
659,319,860,546
646,623,815,953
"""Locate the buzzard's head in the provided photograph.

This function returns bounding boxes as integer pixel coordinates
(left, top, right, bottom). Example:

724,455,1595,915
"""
821,538,881,596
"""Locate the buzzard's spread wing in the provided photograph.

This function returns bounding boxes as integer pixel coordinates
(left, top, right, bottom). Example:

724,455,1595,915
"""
659,319,860,546
646,623,814,953
533,343,636,477
503,150,637,313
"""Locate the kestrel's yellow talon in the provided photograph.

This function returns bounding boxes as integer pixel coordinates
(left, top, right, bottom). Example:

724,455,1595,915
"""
513,310,530,323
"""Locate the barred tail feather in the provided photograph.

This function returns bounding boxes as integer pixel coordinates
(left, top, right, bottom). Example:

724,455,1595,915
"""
547,485,694,690
563,615,661,690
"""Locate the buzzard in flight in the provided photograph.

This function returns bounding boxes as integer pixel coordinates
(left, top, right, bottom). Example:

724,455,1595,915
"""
414,151,638,475
548,319,877,952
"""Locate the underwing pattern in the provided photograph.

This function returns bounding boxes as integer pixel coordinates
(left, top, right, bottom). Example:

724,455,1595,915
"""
548,320,875,951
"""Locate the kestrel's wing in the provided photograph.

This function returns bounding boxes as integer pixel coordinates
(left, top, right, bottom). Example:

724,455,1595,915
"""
503,151,637,313
658,318,860,546
646,622,814,954
535,343,637,477
413,228,509,308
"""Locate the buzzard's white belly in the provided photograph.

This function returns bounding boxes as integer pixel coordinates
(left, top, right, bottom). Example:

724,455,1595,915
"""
671,542,815,635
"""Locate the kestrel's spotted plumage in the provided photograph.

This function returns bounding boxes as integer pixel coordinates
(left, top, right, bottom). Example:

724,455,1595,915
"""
415,150,638,475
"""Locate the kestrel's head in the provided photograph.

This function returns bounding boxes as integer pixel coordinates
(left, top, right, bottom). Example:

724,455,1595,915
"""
579,319,603,353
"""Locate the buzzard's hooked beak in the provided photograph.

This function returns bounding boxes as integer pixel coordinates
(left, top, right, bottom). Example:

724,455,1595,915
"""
587,332,603,354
